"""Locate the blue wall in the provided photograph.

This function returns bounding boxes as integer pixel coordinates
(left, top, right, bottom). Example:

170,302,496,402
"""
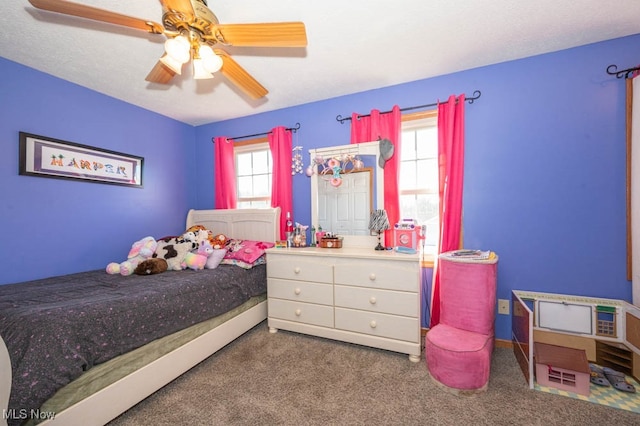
2,33,639,340
0,58,196,285
196,34,639,340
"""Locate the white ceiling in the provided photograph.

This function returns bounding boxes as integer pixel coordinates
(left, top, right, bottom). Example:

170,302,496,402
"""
2,1,640,126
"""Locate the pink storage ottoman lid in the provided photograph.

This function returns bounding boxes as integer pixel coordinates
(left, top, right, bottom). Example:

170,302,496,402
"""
438,251,498,335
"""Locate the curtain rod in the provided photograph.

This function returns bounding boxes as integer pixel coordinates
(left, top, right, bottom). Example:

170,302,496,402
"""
606,64,640,79
335,90,482,124
211,122,301,143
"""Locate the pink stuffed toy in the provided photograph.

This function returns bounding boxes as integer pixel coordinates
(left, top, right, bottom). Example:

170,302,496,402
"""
106,236,158,276
182,242,214,271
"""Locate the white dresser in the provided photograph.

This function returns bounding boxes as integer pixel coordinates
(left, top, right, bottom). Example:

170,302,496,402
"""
266,247,421,362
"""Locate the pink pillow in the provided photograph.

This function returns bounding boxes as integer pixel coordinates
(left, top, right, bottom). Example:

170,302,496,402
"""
205,248,228,269
224,240,275,264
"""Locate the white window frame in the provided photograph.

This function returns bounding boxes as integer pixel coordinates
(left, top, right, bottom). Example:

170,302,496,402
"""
234,140,272,208
399,113,439,253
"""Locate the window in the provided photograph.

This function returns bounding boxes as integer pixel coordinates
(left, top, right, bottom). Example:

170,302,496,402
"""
399,112,439,251
235,139,272,208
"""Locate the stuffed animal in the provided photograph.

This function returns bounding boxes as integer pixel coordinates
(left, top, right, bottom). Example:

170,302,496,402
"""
205,248,228,269
153,236,196,271
210,233,228,250
186,225,206,234
186,225,216,247
134,258,168,275
182,242,214,270
106,236,158,276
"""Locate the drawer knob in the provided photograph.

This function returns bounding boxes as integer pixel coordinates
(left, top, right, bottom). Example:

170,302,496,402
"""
294,267,301,274
369,273,376,281
294,288,301,295
369,320,377,328
369,296,377,305
295,309,302,316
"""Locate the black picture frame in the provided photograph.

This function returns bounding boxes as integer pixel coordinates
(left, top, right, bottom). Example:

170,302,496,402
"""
19,132,143,188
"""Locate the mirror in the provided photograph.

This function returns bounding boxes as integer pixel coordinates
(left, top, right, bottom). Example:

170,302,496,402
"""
309,141,384,247
317,167,373,235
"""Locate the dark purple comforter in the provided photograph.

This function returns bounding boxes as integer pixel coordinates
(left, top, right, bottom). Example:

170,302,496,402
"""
0,265,266,422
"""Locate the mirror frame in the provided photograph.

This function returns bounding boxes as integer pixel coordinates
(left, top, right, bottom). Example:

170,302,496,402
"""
309,141,383,248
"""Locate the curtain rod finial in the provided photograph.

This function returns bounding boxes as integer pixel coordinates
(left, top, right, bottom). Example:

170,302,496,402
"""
336,115,348,124
467,90,481,104
607,64,640,79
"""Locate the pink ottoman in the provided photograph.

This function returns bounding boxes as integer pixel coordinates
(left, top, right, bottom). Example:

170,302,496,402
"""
425,251,498,392
425,324,494,391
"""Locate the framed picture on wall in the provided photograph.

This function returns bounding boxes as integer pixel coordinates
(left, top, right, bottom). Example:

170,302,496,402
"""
19,132,143,188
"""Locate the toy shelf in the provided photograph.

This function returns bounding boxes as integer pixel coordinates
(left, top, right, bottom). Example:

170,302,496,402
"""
596,340,633,377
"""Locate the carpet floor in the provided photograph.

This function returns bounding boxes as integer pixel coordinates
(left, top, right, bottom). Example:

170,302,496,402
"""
108,322,640,425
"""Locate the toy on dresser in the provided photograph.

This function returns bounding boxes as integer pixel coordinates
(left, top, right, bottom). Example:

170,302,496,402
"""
393,219,426,254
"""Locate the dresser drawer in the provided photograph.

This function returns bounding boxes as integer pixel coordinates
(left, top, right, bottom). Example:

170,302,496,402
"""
268,278,333,305
268,298,334,328
334,259,418,292
335,308,419,343
267,255,333,283
334,285,418,317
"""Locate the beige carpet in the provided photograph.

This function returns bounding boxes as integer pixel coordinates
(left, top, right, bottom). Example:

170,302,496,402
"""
108,322,640,425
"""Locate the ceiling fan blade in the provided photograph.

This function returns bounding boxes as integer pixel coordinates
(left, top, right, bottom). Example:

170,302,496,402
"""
28,0,164,34
145,60,176,84
215,50,268,99
159,0,194,15
213,22,307,47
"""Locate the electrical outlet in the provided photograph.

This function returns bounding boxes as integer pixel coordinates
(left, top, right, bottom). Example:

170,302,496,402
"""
498,299,510,315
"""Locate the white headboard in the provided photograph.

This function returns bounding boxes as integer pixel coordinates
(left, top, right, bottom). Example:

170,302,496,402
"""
186,208,281,243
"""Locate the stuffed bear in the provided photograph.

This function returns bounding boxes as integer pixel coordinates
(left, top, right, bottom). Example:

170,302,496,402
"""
134,258,168,275
106,236,158,276
153,236,196,271
182,242,214,270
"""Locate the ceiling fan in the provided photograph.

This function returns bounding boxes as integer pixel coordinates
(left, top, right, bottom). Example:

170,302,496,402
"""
27,0,308,99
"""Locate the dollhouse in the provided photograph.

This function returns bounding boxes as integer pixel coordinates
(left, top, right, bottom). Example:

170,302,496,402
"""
511,290,640,388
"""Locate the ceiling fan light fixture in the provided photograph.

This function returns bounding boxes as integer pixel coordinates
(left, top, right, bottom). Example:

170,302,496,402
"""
193,58,214,80
164,35,190,64
159,54,184,75
26,0,306,97
199,45,223,73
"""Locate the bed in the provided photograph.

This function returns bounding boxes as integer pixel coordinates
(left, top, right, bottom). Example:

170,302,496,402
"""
0,207,280,426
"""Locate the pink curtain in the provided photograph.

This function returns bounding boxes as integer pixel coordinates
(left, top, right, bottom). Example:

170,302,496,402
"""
631,72,640,302
269,126,293,240
430,94,466,328
350,105,401,244
214,136,237,209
